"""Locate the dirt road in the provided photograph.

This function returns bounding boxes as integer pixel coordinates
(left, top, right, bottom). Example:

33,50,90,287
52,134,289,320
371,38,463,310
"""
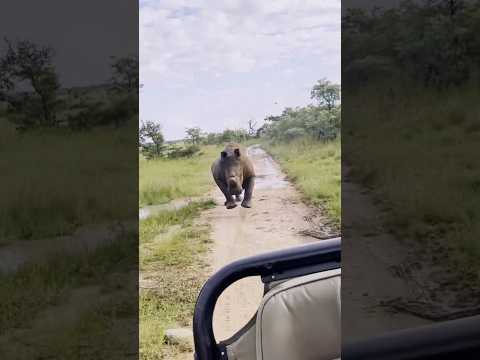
200,145,335,341
342,167,431,341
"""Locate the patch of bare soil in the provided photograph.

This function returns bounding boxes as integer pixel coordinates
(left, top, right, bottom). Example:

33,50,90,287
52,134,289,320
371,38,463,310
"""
201,145,337,341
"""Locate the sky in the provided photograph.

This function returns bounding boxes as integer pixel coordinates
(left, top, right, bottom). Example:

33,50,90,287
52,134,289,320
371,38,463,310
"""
0,0,137,88
140,0,341,140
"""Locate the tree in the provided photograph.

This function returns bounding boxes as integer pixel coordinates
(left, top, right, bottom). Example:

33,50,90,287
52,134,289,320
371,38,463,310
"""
247,119,257,137
205,132,219,145
265,115,281,122
284,127,306,141
185,127,202,144
310,79,340,110
140,120,164,158
1,39,60,127
110,55,139,93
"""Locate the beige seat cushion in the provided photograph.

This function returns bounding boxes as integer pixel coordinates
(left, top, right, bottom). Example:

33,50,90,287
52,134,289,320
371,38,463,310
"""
256,269,341,360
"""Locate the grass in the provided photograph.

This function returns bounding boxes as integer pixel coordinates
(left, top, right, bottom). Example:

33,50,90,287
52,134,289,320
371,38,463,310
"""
139,145,222,207
0,120,137,243
263,137,341,223
38,295,137,360
0,230,137,336
140,201,215,359
140,200,215,246
1,276,138,359
344,82,480,267
0,231,138,359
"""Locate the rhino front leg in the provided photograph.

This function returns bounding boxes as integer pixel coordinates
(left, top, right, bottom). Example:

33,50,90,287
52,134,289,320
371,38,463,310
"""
241,176,254,208
214,177,236,209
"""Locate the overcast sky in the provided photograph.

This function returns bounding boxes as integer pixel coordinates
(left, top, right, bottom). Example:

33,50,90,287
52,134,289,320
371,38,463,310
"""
140,0,340,140
0,0,137,88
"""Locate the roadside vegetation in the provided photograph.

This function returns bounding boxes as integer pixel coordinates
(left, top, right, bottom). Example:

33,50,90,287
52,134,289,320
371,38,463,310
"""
0,121,137,244
265,137,340,223
0,39,138,243
139,146,220,207
346,83,480,265
344,0,480,269
0,229,138,358
140,201,215,359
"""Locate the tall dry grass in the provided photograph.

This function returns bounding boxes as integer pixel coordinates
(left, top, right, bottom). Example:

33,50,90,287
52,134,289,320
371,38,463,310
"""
0,121,137,243
344,82,480,260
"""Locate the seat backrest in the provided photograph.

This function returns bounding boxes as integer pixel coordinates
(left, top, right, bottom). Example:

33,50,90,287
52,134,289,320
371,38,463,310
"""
225,268,341,360
256,268,341,360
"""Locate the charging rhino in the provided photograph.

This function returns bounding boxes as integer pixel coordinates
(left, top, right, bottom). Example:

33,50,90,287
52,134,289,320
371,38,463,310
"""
211,143,255,209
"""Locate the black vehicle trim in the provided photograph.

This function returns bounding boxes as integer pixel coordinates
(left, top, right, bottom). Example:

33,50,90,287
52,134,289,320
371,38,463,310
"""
342,314,480,359
192,237,341,360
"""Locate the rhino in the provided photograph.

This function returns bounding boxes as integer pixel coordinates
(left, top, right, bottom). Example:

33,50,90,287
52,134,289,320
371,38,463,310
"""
211,143,255,209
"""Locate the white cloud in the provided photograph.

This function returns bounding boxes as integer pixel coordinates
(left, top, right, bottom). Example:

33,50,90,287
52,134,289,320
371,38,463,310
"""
140,0,340,86
140,0,340,139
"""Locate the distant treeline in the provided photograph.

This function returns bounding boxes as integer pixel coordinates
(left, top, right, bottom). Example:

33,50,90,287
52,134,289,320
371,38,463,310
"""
247,78,340,144
261,105,340,143
140,79,341,160
0,39,138,131
343,0,480,88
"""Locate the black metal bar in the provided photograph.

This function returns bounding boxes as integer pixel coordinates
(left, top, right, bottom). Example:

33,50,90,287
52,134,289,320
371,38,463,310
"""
192,238,341,360
342,314,480,360
261,261,340,283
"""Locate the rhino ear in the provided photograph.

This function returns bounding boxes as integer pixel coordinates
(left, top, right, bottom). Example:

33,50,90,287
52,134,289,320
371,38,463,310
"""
221,151,227,158
234,148,241,157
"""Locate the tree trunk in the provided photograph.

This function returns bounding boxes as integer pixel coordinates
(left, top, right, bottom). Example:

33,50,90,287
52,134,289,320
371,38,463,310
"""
40,94,51,126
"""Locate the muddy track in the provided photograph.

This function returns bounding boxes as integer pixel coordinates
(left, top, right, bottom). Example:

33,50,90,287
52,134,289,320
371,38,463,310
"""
200,145,335,341
342,167,432,341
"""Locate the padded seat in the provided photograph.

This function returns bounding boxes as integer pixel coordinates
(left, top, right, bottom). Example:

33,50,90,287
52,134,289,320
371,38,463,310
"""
225,268,341,360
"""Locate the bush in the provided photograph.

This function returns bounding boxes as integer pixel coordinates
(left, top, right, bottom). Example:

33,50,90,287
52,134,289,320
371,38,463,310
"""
284,127,306,141
162,144,200,159
262,104,341,143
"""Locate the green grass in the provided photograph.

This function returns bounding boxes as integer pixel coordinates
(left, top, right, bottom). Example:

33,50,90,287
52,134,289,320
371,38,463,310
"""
140,201,214,359
39,296,137,360
344,82,480,266
263,137,341,223
140,200,215,246
0,120,137,243
139,145,222,207
140,227,210,359
0,230,137,336
1,277,138,359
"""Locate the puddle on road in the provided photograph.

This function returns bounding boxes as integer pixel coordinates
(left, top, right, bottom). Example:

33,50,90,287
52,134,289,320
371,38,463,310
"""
139,200,186,220
247,145,289,190
139,197,207,220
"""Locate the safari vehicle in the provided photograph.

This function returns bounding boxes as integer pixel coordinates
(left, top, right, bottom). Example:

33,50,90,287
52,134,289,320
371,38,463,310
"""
192,238,480,360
